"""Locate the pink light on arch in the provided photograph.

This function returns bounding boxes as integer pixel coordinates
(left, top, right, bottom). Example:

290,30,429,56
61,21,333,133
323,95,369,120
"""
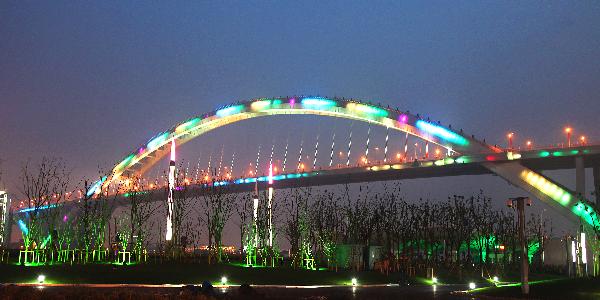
399,114,408,123
289,98,296,107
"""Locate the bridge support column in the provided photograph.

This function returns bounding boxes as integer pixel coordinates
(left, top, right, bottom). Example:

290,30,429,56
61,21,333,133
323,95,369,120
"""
576,156,585,199
593,165,600,205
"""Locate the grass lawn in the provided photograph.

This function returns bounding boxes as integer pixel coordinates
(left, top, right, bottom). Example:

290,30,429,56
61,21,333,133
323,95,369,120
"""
0,262,420,286
469,277,600,299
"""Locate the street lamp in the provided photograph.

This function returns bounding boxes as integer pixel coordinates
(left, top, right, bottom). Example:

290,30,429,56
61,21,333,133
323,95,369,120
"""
526,140,532,150
507,197,531,295
580,136,586,145
565,127,572,147
507,132,514,150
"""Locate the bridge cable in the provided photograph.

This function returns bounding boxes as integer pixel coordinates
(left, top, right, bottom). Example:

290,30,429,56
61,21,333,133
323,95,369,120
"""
365,122,371,164
185,161,190,180
217,144,224,178
346,121,354,167
269,139,275,172
329,122,337,168
230,151,236,179
297,132,304,172
384,126,389,163
207,152,213,179
282,135,289,173
255,145,262,177
194,152,202,183
403,132,409,162
313,132,320,170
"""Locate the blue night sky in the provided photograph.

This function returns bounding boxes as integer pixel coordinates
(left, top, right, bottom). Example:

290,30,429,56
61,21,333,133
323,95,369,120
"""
1,1,600,237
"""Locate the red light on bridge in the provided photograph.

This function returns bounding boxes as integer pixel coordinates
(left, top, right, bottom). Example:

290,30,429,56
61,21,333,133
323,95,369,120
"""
485,155,496,161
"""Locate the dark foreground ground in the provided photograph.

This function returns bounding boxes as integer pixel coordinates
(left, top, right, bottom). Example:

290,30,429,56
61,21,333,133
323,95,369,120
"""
1,263,599,299
0,284,471,300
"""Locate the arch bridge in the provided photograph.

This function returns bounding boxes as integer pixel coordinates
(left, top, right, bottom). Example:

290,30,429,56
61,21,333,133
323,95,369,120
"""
91,96,600,232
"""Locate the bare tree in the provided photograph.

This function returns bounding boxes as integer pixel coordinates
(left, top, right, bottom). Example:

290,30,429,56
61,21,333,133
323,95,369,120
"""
18,157,70,252
197,180,235,264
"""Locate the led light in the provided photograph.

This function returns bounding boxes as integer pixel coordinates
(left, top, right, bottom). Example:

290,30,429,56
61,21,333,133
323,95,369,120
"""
147,132,169,151
432,277,438,284
221,276,228,285
115,154,135,171
468,282,476,289
216,105,244,117
175,117,201,133
398,114,408,123
18,220,29,235
37,275,45,283
346,102,388,118
415,120,469,146
301,97,337,108
351,278,358,286
492,276,498,282
250,99,273,111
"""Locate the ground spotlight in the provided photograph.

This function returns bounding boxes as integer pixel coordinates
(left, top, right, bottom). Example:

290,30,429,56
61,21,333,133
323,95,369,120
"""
351,278,358,286
432,277,438,284
221,276,227,285
37,275,45,284
492,276,499,283
469,282,476,289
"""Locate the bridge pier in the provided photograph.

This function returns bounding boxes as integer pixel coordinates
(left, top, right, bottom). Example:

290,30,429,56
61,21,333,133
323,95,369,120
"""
593,165,600,205
576,156,586,199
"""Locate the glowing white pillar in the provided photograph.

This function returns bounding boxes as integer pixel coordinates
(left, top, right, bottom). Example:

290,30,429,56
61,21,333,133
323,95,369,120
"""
268,164,274,247
253,182,259,248
165,139,176,241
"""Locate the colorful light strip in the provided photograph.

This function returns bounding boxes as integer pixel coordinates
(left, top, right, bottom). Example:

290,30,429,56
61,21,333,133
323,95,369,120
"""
573,202,600,229
18,204,58,213
346,103,388,118
250,99,282,111
300,97,337,108
415,120,469,146
147,132,169,151
104,97,479,194
175,117,201,133
216,105,245,118
520,170,571,206
86,176,107,197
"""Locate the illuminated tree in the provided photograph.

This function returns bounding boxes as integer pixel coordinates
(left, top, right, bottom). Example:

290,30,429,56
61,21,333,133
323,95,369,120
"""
18,157,70,252
198,180,235,264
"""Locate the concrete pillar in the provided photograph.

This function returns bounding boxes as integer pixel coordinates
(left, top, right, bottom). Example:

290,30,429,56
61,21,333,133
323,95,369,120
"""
576,156,585,199
593,165,600,205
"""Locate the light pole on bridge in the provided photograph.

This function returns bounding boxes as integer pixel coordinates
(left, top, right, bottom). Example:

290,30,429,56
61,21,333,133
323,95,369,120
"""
507,132,514,150
565,127,572,147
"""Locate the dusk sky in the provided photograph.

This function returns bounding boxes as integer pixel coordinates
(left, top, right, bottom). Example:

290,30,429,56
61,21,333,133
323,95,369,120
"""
1,2,600,237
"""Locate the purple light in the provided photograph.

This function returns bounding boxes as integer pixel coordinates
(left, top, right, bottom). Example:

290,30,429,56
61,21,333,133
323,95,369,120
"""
399,114,408,123
138,147,145,154
175,186,184,191
63,215,68,222
289,98,296,107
